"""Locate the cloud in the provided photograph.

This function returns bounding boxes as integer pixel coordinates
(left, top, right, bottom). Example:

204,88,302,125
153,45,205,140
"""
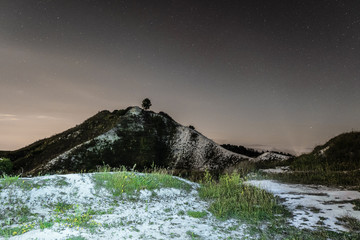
0,114,61,121
35,115,61,120
0,114,16,117
0,114,19,121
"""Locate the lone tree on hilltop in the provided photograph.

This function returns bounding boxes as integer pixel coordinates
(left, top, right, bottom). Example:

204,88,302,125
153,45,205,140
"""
142,98,152,110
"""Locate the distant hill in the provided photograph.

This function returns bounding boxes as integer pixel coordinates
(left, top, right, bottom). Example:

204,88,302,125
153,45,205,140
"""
290,132,360,171
220,144,263,158
1,107,250,176
221,144,293,161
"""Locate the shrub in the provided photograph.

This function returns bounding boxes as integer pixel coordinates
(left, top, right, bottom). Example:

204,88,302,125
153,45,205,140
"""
0,158,13,175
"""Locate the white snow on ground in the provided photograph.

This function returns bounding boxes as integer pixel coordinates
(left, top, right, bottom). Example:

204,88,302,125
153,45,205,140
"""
0,173,249,240
248,179,360,232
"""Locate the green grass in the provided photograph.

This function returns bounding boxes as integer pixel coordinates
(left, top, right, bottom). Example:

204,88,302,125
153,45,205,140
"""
0,197,37,227
39,220,54,230
0,174,69,191
186,230,201,239
263,170,360,188
337,215,360,232
0,174,19,189
93,168,191,198
54,202,74,214
177,210,185,216
187,210,208,218
199,171,288,222
51,203,101,230
0,222,36,237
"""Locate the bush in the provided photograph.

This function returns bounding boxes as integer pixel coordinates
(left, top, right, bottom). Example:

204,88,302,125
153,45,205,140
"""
0,158,13,175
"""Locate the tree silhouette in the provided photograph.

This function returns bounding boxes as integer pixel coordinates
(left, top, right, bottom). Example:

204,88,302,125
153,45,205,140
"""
142,98,152,110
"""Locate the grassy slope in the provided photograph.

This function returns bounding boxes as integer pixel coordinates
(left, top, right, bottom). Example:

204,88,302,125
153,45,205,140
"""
263,132,360,187
291,131,360,171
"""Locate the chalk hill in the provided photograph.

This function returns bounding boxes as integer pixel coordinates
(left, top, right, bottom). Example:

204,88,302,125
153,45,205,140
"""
2,107,250,175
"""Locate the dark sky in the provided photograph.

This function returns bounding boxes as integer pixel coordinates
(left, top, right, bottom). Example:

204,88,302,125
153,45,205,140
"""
1,0,359,154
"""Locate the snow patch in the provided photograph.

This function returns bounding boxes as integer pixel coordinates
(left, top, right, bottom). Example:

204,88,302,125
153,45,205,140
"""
247,179,360,232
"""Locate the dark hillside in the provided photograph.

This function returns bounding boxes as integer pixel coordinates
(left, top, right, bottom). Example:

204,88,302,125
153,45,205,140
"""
4,108,130,173
290,131,360,171
266,132,360,187
47,108,178,173
221,144,264,158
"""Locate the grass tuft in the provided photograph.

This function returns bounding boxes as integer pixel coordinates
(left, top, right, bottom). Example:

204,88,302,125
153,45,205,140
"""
187,210,208,218
0,174,19,189
93,168,191,198
199,171,288,222
337,215,360,232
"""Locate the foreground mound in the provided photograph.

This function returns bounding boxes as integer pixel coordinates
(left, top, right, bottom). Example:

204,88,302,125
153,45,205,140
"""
1,171,359,239
0,172,248,239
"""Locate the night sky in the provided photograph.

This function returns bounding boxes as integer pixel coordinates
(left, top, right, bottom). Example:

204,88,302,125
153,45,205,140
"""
1,0,359,154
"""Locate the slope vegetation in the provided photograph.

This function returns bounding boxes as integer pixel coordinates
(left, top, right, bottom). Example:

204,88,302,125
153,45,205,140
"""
266,132,360,187
290,131,360,171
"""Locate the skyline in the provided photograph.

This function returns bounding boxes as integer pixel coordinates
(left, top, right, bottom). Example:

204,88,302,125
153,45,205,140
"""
1,1,359,154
